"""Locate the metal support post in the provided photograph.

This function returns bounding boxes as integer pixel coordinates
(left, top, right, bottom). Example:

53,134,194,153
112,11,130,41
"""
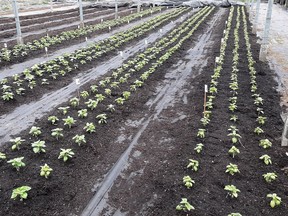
115,0,118,19
12,0,23,44
79,0,84,28
253,0,261,33
137,0,141,13
259,0,273,61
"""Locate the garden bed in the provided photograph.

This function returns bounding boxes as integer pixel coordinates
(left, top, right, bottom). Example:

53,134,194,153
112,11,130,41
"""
0,5,287,216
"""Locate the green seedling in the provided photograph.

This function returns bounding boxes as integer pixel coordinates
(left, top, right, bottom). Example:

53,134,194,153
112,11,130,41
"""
7,157,25,171
259,154,272,165
29,126,41,137
176,198,195,212
31,140,46,153
78,109,88,118
83,122,96,133
259,139,272,149
10,137,25,151
226,163,240,175
194,143,204,153
63,116,76,128
228,146,240,158
224,185,240,198
48,116,59,125
183,176,195,189
58,148,74,162
40,164,53,178
254,127,264,135
256,116,266,125
11,186,31,201
263,172,277,183
0,152,6,160
96,114,107,124
267,193,281,208
106,104,115,112
187,159,199,172
58,106,70,115
51,128,64,140
197,129,206,138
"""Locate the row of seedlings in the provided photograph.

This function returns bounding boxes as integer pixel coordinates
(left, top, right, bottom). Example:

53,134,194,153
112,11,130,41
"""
176,7,243,215
241,7,282,208
0,7,214,202
0,7,163,64
0,7,190,102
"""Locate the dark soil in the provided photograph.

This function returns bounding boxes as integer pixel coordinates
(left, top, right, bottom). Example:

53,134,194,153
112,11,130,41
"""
0,6,287,216
100,6,288,216
0,8,184,116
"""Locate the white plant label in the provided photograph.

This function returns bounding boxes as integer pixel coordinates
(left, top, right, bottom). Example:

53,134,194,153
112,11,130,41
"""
101,18,103,23
85,37,88,42
215,57,220,64
45,47,48,52
109,26,111,31
223,30,226,35
221,38,224,44
181,16,183,20
205,85,208,93
127,20,129,24
77,25,80,29
119,51,123,57
75,79,80,85
159,28,162,33
4,43,7,48
145,39,148,45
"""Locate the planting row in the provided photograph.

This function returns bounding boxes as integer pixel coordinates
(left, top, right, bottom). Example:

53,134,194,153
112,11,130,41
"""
176,5,285,215
0,7,189,110
0,7,162,66
0,6,215,205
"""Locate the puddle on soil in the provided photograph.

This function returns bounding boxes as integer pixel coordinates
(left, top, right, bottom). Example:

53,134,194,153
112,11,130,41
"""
0,16,183,145
0,10,172,80
139,193,158,215
171,113,187,123
81,8,225,216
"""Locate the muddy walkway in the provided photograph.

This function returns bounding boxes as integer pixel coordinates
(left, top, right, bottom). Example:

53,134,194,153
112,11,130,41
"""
82,7,226,216
0,9,195,145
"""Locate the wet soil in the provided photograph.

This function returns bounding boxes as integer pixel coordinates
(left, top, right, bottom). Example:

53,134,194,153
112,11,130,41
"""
0,6,287,216
0,8,187,117
97,7,288,216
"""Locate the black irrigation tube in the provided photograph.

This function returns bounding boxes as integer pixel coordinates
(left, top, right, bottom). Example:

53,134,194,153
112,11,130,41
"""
81,6,215,216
